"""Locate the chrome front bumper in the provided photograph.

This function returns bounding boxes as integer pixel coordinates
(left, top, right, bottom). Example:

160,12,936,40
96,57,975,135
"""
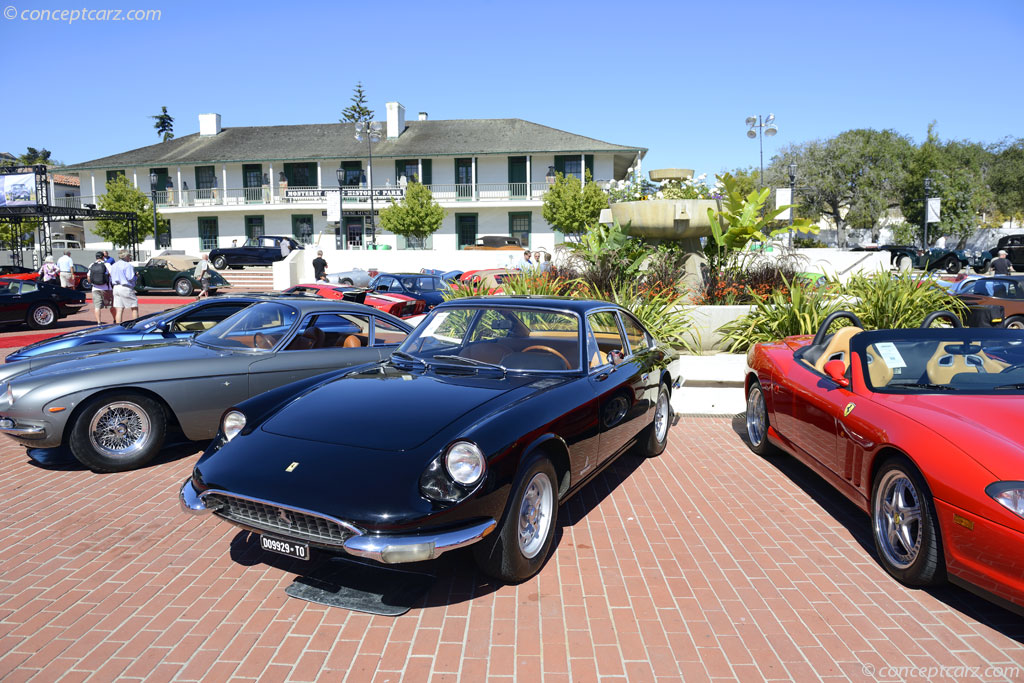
0,417,46,437
179,479,496,564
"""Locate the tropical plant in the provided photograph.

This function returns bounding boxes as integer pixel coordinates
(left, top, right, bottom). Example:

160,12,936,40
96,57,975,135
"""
584,280,699,354
706,173,819,254
500,271,581,297
95,175,157,246
151,106,174,142
340,82,374,123
441,278,495,300
377,181,445,247
698,251,805,305
540,169,608,238
561,220,647,296
845,272,968,329
717,277,844,352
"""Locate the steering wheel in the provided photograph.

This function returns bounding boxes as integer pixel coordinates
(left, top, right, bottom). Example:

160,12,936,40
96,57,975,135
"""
522,345,571,370
999,363,1024,374
920,311,963,328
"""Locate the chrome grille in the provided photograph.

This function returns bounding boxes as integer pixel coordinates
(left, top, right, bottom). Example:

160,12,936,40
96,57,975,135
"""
206,493,354,546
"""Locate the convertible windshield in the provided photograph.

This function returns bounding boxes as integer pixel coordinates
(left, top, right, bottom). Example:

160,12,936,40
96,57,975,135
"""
856,330,1024,393
195,302,298,350
399,305,581,371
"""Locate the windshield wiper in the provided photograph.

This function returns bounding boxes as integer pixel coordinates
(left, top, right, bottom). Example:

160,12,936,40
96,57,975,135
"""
391,350,428,370
992,383,1024,390
895,382,958,391
432,354,506,375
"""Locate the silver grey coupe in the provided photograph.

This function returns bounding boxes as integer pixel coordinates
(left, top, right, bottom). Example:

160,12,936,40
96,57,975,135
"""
0,299,412,472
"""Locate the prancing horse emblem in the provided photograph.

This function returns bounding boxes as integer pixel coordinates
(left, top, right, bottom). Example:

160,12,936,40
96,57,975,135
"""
285,462,299,472
844,402,856,417
276,508,293,525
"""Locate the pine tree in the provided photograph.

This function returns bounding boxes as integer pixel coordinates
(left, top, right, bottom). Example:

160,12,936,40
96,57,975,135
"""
152,106,174,142
340,82,374,123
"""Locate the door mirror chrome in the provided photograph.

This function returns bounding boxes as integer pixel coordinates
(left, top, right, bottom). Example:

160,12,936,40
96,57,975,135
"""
823,359,849,387
606,350,624,366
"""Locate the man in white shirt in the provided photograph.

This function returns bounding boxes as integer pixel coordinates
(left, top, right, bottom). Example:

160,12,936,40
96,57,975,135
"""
57,251,75,288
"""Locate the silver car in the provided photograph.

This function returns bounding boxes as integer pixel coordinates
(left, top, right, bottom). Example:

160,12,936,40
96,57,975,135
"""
327,268,373,287
0,299,412,472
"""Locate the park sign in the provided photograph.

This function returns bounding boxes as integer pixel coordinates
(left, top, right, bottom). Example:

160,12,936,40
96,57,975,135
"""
326,204,379,222
286,188,405,200
0,173,37,206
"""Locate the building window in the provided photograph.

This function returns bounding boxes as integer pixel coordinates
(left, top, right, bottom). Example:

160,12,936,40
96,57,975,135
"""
345,217,363,248
284,163,316,187
149,168,169,191
554,155,594,181
509,212,531,247
105,170,125,187
455,158,473,199
456,214,477,249
195,166,216,200
159,219,172,248
242,164,263,202
340,161,362,186
292,214,314,245
245,215,265,240
508,157,527,197
395,159,420,184
198,217,219,251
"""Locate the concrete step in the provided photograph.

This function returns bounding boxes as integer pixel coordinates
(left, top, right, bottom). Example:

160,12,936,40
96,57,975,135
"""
670,354,747,416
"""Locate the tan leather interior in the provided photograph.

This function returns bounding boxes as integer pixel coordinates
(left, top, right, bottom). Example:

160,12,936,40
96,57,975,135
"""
813,326,863,373
926,342,1008,384
463,342,514,364
865,346,894,388
341,335,363,348
287,327,325,351
253,332,277,350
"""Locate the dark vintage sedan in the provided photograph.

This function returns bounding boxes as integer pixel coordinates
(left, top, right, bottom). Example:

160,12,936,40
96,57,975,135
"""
954,276,1024,329
0,299,412,472
210,235,302,270
0,278,86,329
135,254,230,296
370,272,446,310
180,297,679,582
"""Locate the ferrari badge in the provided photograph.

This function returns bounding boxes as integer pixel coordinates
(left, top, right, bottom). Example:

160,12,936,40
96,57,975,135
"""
285,462,299,472
844,402,856,417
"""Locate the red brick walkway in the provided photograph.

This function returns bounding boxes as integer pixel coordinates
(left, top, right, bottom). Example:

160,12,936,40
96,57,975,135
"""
0,412,1022,681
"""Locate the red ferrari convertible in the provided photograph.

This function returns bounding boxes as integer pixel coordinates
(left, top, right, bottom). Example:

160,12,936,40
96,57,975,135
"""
283,283,424,319
745,310,1024,615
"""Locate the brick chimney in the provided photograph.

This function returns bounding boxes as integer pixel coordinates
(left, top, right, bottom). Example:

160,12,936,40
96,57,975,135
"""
199,113,222,136
386,102,406,138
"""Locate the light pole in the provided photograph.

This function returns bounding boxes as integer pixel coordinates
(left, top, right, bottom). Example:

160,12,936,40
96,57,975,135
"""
787,163,797,228
335,167,346,249
923,176,932,249
354,120,382,248
149,171,159,254
745,114,778,188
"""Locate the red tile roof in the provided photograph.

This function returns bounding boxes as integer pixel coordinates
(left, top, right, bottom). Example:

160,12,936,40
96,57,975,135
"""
51,174,80,187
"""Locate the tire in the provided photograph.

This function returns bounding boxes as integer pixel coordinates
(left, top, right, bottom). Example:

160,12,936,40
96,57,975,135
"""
974,261,990,275
896,255,913,272
1004,316,1024,330
944,256,961,275
641,383,671,457
78,279,91,291
212,256,228,270
340,278,354,286
69,392,167,472
174,279,194,296
871,457,945,587
745,379,778,456
474,457,558,583
26,303,58,330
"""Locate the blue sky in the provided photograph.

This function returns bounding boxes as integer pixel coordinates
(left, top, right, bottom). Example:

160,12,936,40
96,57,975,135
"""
2,0,1022,179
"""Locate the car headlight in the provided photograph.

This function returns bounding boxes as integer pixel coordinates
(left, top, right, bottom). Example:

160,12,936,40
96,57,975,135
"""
445,441,486,485
221,410,246,442
986,481,1024,520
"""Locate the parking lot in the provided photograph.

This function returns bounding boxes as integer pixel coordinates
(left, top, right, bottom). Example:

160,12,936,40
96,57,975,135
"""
0,300,1022,682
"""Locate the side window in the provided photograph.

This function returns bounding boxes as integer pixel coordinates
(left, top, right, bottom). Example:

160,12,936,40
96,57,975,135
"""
373,318,408,346
619,313,650,355
387,278,404,293
1007,281,1024,299
287,313,370,350
173,303,250,332
587,312,625,367
20,281,37,294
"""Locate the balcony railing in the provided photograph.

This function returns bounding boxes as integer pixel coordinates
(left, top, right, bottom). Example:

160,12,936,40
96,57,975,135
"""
59,180,612,211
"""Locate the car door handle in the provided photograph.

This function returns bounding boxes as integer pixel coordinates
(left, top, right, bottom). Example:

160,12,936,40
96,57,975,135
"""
641,373,649,381
595,372,609,382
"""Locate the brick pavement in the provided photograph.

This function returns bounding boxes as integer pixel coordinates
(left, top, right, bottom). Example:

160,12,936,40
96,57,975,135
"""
0,302,1022,681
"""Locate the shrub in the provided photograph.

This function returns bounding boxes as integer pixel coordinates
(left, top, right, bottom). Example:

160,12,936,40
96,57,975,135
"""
845,272,968,329
501,271,581,297
584,280,699,354
442,279,495,300
717,277,844,353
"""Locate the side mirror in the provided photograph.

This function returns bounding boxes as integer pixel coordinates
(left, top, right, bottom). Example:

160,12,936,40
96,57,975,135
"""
606,350,624,366
823,359,849,387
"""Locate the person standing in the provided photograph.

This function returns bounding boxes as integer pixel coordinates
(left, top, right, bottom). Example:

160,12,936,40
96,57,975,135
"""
991,250,1015,276
110,251,138,323
39,255,59,282
88,251,115,325
57,250,75,288
281,238,292,260
312,250,328,282
103,250,115,265
518,250,533,271
539,252,553,273
194,253,213,300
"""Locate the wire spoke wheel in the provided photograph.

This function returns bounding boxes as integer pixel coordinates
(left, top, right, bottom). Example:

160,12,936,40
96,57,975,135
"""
88,401,152,458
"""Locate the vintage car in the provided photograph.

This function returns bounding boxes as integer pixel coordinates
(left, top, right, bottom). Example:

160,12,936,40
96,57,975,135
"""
369,272,445,310
210,235,302,270
327,267,377,287
463,236,523,250
3,263,91,290
856,245,969,274
458,268,510,293
954,276,1024,329
5,295,276,362
283,283,424,318
744,311,1024,615
0,299,412,472
970,234,1024,274
0,277,86,329
135,254,229,296
180,297,678,582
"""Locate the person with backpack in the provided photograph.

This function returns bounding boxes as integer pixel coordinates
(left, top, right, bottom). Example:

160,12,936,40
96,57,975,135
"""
89,252,114,325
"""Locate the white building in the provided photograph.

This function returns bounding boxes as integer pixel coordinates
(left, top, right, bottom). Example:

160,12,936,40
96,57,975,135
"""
61,104,645,266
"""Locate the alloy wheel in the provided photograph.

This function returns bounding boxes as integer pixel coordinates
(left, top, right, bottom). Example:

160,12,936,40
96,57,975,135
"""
746,385,767,447
873,469,923,569
517,472,554,559
654,390,669,443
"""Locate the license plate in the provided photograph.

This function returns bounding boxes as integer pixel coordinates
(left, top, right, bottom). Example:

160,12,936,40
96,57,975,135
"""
259,534,309,560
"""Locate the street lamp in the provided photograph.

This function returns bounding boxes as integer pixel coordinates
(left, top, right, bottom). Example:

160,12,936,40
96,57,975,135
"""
335,167,345,248
745,114,778,188
354,120,383,248
149,171,159,255
923,176,932,249
787,163,797,229
545,166,557,185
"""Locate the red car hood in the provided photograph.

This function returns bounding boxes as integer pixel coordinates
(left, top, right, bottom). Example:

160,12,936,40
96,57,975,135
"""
874,393,1024,480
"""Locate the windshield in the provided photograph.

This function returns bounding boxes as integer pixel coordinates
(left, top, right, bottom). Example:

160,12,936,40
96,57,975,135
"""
855,330,1024,393
195,301,299,350
401,276,441,292
398,305,581,372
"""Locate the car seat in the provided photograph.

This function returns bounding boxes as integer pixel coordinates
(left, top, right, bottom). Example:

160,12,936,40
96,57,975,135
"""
812,326,864,373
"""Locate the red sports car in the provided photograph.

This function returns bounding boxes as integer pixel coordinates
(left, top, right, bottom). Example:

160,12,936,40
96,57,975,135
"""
744,310,1024,615
283,283,424,319
2,264,90,290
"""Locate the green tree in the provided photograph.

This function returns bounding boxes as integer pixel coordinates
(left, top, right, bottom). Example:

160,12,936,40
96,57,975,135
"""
2,147,57,168
377,181,445,247
95,176,157,246
720,166,759,198
340,82,374,123
989,137,1024,220
151,106,174,142
541,169,608,238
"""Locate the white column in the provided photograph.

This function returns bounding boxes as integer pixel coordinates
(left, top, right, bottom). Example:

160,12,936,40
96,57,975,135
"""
48,176,55,205
317,161,322,189
90,173,96,200
581,153,585,181
526,155,532,198
132,169,138,188
176,167,182,206
221,165,227,205
417,159,423,185
472,157,477,199
269,163,275,203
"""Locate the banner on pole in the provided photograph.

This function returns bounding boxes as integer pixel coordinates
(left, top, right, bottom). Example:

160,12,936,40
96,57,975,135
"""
776,188,792,220
926,197,941,224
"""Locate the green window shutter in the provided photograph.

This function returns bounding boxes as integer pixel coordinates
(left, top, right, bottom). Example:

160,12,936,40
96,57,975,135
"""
395,160,404,184
421,159,432,185
585,155,594,180
554,156,566,176
106,170,124,186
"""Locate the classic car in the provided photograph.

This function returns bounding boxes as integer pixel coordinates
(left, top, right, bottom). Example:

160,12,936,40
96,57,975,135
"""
458,268,510,293
970,234,1024,274
210,235,302,270
744,311,1024,615
180,297,678,582
369,272,445,310
283,283,425,318
327,267,377,287
135,254,229,296
856,245,969,274
463,236,523,250
954,276,1024,329
3,263,91,290
0,277,86,329
0,299,412,472
420,268,464,282
5,295,275,362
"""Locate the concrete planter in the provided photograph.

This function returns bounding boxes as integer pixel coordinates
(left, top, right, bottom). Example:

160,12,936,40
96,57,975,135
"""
609,199,719,240
689,304,752,353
